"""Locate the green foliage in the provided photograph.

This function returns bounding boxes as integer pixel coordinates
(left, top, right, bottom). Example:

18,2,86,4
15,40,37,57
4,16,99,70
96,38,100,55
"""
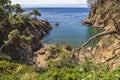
0,0,27,25
111,6,120,13
109,37,115,44
0,60,39,80
0,6,9,20
15,14,24,24
20,14,30,19
0,53,11,61
40,45,120,80
8,29,19,39
45,44,63,61
20,35,32,41
38,59,120,80
0,0,11,6
29,9,41,18
8,14,24,25
0,56,120,80
8,14,15,25
36,49,120,80
46,52,76,69
48,44,63,55
8,29,32,41
34,21,42,27
38,67,81,80
12,4,25,14
1,0,120,80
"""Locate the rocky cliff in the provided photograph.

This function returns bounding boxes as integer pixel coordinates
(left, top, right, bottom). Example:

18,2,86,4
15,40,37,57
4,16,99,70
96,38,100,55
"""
83,0,120,70
0,18,52,64
84,0,120,30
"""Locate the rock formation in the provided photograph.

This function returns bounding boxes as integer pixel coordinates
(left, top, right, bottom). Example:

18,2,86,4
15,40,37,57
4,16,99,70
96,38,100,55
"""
82,0,120,70
0,18,52,65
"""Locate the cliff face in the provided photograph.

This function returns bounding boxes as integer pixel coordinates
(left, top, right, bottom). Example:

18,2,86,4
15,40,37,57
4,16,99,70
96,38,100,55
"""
84,0,120,70
85,0,120,30
0,19,52,64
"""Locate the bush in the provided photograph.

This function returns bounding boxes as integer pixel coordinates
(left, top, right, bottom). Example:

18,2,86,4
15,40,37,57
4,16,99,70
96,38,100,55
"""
0,53,11,61
37,53,120,80
8,29,19,39
38,62,120,80
20,35,32,41
0,58,120,80
48,44,63,56
0,60,39,80
8,14,24,25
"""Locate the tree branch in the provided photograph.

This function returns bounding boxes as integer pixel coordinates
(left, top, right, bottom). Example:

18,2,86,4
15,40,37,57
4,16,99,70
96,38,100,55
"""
72,30,117,60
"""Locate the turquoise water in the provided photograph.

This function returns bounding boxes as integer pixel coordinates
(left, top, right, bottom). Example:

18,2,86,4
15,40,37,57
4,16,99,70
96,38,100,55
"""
26,8,101,48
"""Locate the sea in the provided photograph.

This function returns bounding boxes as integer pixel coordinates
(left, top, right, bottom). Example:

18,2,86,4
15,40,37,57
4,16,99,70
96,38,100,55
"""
25,8,101,48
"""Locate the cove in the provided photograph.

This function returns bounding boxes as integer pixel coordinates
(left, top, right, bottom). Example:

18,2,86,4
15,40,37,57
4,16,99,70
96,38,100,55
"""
26,8,101,48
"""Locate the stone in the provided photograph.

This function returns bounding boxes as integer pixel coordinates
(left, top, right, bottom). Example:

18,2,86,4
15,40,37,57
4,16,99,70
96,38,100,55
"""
82,20,93,25
39,48,46,54
87,47,92,51
31,36,41,51
54,22,59,26
63,44,72,52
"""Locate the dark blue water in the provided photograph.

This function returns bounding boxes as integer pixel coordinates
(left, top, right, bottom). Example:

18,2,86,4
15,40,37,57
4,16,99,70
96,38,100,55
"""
26,8,101,48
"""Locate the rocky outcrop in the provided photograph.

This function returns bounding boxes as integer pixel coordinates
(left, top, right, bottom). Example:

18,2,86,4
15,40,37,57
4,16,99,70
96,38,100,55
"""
83,0,120,30
34,44,73,68
0,35,33,64
83,0,120,70
89,34,120,70
0,18,52,64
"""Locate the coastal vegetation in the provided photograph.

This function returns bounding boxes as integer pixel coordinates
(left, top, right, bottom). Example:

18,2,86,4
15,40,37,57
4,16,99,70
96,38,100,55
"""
1,50,120,80
0,0,52,64
29,9,41,18
0,0,120,80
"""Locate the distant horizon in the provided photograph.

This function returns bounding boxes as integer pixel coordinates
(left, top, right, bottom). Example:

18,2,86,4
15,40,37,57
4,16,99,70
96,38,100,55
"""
11,0,88,8
21,4,89,8
22,6,89,8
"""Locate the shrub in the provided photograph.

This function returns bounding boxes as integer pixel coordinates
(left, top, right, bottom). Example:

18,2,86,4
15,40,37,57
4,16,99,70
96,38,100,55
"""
0,53,11,61
0,57,120,80
29,9,41,18
20,35,32,41
8,14,24,25
48,44,63,56
0,60,39,80
8,29,19,39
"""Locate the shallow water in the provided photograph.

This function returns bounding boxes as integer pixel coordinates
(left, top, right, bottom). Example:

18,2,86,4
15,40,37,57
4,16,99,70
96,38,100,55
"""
26,8,101,48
